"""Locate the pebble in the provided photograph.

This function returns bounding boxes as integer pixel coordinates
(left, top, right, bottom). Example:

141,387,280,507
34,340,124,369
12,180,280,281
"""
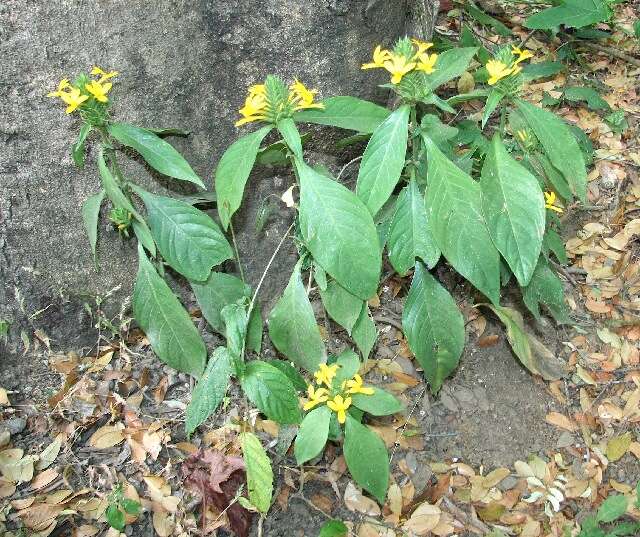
0,417,26,436
499,476,518,491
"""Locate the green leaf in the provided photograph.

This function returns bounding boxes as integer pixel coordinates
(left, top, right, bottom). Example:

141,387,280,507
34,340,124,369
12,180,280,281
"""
72,123,92,168
535,153,573,201
106,504,125,531
464,3,511,36
356,105,410,217
98,150,137,214
482,90,505,129
481,136,545,286
240,432,273,514
265,360,307,392
522,61,566,81
402,262,465,393
516,99,587,202
314,263,328,291
352,303,377,360
146,127,191,137
137,190,232,281
133,246,206,377
185,347,232,435
543,227,568,264
221,303,248,360
525,0,610,29
131,220,157,257
318,520,348,537
343,415,389,503
268,262,326,372
387,179,440,276
564,87,610,111
191,272,250,334
320,280,363,335
121,499,141,515
297,161,381,300
522,257,570,324
352,387,402,416
596,494,628,523
424,47,479,91
332,349,362,388
293,96,391,134
240,360,302,424
82,190,105,265
277,118,303,160
423,135,501,303
108,123,204,187
295,405,331,465
215,126,272,230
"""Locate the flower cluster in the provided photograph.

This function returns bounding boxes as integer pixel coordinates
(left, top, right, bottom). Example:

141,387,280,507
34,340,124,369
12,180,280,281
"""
47,66,118,114
303,363,374,424
236,76,324,127
361,38,438,85
486,46,533,86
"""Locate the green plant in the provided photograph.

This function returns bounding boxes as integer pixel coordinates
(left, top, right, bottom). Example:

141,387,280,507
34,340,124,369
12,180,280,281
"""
577,487,640,537
105,483,140,532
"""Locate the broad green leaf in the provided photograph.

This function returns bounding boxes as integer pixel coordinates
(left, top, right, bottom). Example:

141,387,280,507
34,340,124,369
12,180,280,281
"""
387,179,440,276
525,0,610,29
596,494,628,523
137,190,232,281
277,118,303,160
98,150,137,215
82,190,105,265
314,263,327,291
106,505,125,531
185,347,232,435
72,123,92,168
464,4,511,35
133,246,206,377
240,360,302,424
420,114,459,146
522,257,570,324
297,161,381,300
543,228,568,264
356,105,410,217
516,99,587,202
269,262,326,372
423,136,501,303
293,96,391,134
352,387,402,416
191,272,250,334
343,415,389,503
534,153,573,201
319,280,363,335
424,47,479,91
487,305,565,380
332,349,361,388
481,136,545,286
131,219,157,257
318,520,348,537
240,432,273,514
266,360,307,392
221,303,248,360
352,303,377,360
482,90,504,129
215,126,272,230
522,61,566,81
564,87,610,111
402,263,465,393
295,405,331,465
108,123,204,187
121,499,141,515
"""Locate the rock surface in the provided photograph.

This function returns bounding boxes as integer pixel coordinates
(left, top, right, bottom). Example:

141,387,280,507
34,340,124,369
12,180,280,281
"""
0,0,414,353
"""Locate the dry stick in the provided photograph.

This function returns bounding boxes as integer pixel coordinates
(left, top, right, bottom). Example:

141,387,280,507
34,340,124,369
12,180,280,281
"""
336,156,362,182
573,39,640,69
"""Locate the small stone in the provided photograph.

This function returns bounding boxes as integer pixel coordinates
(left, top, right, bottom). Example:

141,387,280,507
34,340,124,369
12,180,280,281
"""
556,431,574,449
0,417,26,436
498,476,518,491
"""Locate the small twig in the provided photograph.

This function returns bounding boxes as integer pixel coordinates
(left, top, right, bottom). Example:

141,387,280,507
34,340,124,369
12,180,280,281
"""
372,315,404,332
336,156,362,182
572,39,640,68
229,221,245,283
390,386,427,464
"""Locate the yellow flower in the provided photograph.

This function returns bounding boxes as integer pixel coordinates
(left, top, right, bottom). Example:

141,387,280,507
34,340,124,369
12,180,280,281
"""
48,79,89,114
248,84,266,97
544,191,564,213
345,374,374,396
361,45,393,69
235,93,269,126
511,46,534,65
415,52,438,74
314,363,340,388
91,66,119,83
288,79,324,111
327,394,352,424
411,38,434,55
517,129,529,142
85,80,112,103
486,59,519,86
383,53,417,84
47,78,71,97
303,385,329,411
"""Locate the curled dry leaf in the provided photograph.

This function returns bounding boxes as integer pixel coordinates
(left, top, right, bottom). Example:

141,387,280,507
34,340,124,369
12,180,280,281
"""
402,502,441,535
344,481,381,516
89,424,125,449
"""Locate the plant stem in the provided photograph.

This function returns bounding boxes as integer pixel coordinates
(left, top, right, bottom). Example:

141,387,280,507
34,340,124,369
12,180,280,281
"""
499,106,507,137
229,221,245,283
410,105,419,182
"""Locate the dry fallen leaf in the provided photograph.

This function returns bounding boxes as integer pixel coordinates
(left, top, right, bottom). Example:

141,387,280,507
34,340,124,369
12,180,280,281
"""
89,424,125,449
402,502,441,535
344,481,381,516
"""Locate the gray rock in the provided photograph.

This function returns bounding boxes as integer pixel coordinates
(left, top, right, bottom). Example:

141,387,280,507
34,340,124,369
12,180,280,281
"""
0,417,26,436
498,476,518,491
0,0,421,355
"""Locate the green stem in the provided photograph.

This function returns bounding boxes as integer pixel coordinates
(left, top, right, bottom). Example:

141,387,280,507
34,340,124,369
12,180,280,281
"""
499,106,507,137
229,221,245,283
